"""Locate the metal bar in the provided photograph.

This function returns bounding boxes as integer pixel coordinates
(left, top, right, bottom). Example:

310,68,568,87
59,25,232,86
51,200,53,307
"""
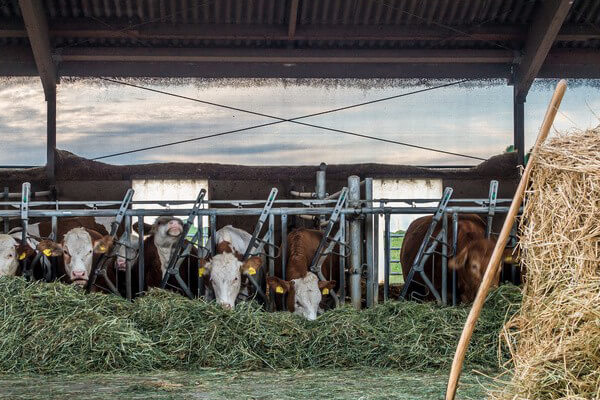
197,214,204,298
243,188,278,260
384,212,390,301
373,201,380,305
46,88,56,182
209,214,217,255
486,180,498,238
452,212,459,306
316,169,326,225
268,213,275,311
365,177,375,308
309,187,348,271
348,176,362,309
280,213,288,311
514,90,526,166
441,213,448,305
124,214,132,301
3,187,9,233
339,213,346,305
137,215,145,295
20,183,31,280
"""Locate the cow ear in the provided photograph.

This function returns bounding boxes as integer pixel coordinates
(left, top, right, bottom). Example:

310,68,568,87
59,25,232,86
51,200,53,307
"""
240,256,262,276
318,280,336,295
267,276,290,294
93,235,114,254
16,243,35,260
132,222,153,235
449,246,469,270
36,240,63,257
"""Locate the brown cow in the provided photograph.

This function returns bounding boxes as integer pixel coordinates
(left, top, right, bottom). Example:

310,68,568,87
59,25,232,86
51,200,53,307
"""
136,216,199,296
400,214,502,303
267,228,336,320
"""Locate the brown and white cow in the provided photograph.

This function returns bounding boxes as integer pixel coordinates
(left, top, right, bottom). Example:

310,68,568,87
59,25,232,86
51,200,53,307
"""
136,216,199,295
400,213,502,303
201,225,266,309
0,234,35,277
267,228,336,320
37,227,114,287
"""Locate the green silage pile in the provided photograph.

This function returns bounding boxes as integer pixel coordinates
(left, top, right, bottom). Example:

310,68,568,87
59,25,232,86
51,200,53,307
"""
0,277,521,374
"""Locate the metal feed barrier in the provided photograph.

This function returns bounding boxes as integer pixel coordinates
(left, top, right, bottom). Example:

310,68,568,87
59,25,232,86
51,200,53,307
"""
1,175,522,308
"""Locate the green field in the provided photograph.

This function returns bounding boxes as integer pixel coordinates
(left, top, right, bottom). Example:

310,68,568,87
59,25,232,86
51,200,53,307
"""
390,231,405,284
0,369,493,399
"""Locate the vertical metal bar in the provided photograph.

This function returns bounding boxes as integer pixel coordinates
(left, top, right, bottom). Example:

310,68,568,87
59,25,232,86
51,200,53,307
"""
197,214,204,297
3,187,8,234
46,88,56,183
348,175,362,309
339,213,346,305
137,216,145,295
365,178,374,308
486,180,498,238
281,213,288,311
384,212,390,301
452,211,459,306
316,168,326,225
268,213,275,311
209,214,217,255
373,201,380,304
514,89,525,167
441,212,448,306
124,214,132,301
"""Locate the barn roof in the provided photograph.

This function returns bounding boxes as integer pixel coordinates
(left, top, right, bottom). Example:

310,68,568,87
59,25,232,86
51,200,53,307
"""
1,0,599,85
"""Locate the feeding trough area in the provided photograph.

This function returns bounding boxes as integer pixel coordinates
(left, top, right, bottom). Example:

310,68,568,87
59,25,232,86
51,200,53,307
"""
2,0,600,398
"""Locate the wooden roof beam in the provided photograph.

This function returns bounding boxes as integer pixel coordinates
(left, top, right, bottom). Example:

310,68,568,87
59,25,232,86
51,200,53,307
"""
18,0,57,100
513,0,574,101
288,0,300,40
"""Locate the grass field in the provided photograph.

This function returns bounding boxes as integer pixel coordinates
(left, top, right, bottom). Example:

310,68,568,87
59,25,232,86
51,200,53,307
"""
0,369,494,399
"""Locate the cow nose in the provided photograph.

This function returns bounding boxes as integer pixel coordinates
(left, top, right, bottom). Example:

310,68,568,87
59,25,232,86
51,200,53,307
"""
218,301,233,310
72,270,86,279
116,258,127,270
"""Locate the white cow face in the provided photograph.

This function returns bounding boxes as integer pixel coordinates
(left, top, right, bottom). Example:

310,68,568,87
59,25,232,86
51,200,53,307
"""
153,217,183,243
38,228,112,286
0,234,19,277
114,234,140,272
203,253,262,309
267,272,336,321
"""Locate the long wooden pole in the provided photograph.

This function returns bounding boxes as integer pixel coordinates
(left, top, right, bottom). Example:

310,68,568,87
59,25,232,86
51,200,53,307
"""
445,79,567,400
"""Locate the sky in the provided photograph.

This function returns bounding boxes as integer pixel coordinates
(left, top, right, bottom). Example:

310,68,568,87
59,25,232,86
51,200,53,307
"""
1,77,599,167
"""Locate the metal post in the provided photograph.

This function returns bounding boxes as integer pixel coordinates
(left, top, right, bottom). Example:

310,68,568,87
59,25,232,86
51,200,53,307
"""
316,167,326,226
137,216,145,295
281,213,288,311
209,214,217,255
197,214,204,298
339,213,346,305
384,212,391,301
348,176,362,309
2,187,8,233
441,213,448,305
124,214,132,301
373,201,380,304
46,87,56,183
514,88,526,167
20,183,31,280
452,212,459,306
365,178,375,308
268,213,275,311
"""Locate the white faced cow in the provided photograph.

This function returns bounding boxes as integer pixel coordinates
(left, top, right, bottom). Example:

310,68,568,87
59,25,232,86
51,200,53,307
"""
0,234,32,277
37,227,113,286
202,225,265,309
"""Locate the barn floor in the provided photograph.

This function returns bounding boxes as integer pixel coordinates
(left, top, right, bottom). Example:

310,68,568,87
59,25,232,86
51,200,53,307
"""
0,369,493,399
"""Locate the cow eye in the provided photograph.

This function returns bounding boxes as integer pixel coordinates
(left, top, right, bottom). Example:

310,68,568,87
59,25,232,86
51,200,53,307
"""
233,277,238,282
64,250,70,256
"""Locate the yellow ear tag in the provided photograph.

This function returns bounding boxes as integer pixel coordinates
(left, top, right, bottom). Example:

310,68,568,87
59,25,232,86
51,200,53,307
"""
42,249,52,257
19,252,27,260
275,286,284,294
198,267,205,277
98,245,107,252
322,288,329,295
248,267,256,276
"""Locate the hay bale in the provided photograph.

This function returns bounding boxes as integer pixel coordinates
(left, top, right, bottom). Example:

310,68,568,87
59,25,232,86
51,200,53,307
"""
0,277,521,374
490,129,600,400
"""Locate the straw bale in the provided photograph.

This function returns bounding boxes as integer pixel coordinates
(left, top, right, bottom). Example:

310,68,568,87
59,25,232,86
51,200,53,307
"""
489,128,600,400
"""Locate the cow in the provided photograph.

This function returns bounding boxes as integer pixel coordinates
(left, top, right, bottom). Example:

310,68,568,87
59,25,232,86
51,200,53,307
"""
267,228,336,320
136,216,199,296
400,214,502,303
0,234,35,277
201,225,265,309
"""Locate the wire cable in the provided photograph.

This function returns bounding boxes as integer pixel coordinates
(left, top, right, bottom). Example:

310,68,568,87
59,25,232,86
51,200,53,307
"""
92,79,485,161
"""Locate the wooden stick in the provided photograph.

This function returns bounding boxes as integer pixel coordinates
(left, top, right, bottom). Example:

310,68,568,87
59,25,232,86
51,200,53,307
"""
445,79,567,400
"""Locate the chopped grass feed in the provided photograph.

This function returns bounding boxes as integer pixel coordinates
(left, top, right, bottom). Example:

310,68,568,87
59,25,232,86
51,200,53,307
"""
0,277,521,374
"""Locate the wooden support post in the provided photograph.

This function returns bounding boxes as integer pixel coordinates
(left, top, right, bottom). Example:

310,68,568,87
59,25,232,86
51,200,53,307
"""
513,88,525,167
46,87,56,183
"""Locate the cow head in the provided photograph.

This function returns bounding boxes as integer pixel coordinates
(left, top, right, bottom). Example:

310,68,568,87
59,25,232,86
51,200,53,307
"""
448,237,499,303
267,272,336,321
38,228,113,286
202,252,262,309
0,234,30,277
152,217,183,242
114,233,140,272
